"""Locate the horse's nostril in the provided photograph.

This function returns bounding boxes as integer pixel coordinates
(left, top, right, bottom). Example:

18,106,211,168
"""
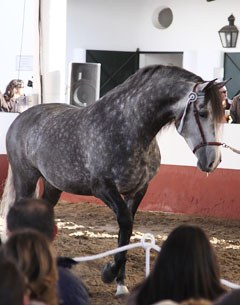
209,161,214,167
208,161,214,170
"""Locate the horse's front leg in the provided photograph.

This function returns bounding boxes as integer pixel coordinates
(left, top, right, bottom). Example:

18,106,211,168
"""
115,184,149,295
91,177,133,292
102,204,133,286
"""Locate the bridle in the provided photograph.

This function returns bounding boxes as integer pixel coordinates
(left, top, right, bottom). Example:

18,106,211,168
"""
178,83,240,156
177,83,222,154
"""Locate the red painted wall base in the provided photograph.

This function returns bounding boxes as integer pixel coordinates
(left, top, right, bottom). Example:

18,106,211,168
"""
1,155,240,220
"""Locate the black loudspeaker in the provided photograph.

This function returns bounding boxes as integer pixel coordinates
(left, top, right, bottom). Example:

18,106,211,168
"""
69,62,101,107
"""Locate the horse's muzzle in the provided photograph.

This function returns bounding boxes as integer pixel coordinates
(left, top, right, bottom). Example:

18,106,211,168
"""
197,154,221,173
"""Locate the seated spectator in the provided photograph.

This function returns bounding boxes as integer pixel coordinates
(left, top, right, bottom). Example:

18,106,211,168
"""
3,79,25,112
125,224,226,305
0,258,29,305
1,229,58,305
230,93,240,123
6,198,91,305
214,289,240,305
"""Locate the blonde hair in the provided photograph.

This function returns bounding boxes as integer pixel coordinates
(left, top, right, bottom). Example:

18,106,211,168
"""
2,229,58,305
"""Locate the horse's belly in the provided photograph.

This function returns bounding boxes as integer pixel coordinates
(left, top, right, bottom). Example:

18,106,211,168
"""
44,170,93,196
56,181,93,196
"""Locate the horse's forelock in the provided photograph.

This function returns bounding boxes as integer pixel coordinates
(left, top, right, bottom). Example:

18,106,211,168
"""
206,86,224,124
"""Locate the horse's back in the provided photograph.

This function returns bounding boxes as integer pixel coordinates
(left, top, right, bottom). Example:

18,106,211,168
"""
7,103,82,142
6,103,87,167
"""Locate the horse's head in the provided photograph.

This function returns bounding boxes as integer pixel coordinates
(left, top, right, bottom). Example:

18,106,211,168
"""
176,80,225,173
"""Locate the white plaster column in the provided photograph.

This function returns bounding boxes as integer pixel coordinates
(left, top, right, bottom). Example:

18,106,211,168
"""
40,0,67,103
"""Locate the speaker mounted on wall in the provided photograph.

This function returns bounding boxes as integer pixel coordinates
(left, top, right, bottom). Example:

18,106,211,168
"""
68,62,101,107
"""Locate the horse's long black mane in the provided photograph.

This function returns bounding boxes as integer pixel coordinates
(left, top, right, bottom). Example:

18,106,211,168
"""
100,64,223,124
103,65,202,96
205,84,224,123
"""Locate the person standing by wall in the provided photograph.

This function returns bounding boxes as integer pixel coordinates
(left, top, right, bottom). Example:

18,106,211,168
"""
0,90,10,111
219,86,232,123
220,86,232,110
3,79,25,112
230,93,240,123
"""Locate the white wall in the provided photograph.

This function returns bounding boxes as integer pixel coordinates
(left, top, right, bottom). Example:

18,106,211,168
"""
0,0,38,96
40,0,67,103
66,0,240,83
1,0,240,103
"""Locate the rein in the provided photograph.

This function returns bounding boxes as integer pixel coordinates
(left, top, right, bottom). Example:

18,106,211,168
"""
221,143,240,154
177,85,240,155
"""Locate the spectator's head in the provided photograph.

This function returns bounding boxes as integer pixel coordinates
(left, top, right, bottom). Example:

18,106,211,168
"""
7,198,57,241
4,79,24,101
0,258,29,305
127,225,225,305
149,225,225,301
1,229,58,305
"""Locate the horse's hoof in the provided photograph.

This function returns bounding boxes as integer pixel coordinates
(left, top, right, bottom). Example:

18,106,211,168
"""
115,284,129,297
101,262,117,283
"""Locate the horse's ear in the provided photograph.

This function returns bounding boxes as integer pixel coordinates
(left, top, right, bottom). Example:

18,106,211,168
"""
196,79,217,92
196,78,232,92
215,78,232,89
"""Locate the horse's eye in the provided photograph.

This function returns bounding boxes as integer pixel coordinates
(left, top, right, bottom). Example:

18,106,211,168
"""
199,110,208,118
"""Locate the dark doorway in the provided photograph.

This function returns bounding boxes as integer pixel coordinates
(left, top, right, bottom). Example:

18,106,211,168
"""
86,50,139,97
86,50,183,97
224,53,240,98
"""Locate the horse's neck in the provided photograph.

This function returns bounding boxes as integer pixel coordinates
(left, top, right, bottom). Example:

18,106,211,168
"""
120,87,189,142
98,73,195,147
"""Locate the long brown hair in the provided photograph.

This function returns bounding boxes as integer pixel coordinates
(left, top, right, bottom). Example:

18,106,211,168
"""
2,229,58,305
0,259,27,305
126,225,226,305
4,79,24,101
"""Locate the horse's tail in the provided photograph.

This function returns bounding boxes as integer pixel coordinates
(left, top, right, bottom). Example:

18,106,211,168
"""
0,164,16,220
0,167,40,219
0,165,16,241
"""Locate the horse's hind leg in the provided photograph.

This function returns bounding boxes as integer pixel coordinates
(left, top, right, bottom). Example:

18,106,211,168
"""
41,178,62,207
15,168,40,199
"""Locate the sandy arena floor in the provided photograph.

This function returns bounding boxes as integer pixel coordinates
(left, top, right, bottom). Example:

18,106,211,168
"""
53,200,240,305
